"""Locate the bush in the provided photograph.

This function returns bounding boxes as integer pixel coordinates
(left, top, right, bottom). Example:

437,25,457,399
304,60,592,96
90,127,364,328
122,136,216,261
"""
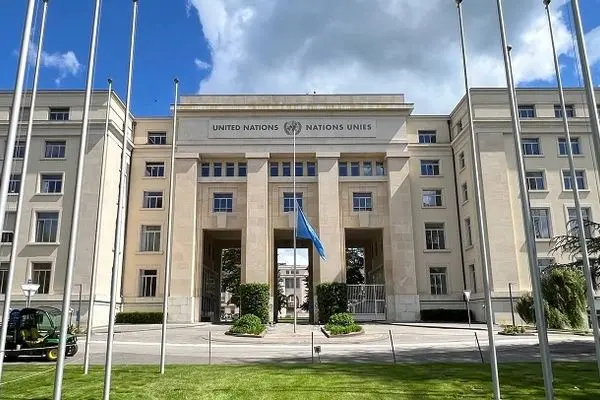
327,324,362,335
516,294,535,325
501,325,526,335
316,283,347,324
420,308,475,323
240,283,270,323
229,314,265,335
115,312,163,324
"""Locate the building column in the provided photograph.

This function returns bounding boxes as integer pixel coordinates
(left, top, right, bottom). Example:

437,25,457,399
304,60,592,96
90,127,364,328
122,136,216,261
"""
168,155,198,322
384,155,419,321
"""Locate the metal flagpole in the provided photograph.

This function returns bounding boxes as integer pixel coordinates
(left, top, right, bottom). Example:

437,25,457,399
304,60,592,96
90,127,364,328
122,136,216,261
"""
548,0,600,376
103,1,138,398
495,0,555,396
0,0,47,384
83,78,113,375
454,2,500,399
160,78,179,374
53,0,102,397
293,123,297,334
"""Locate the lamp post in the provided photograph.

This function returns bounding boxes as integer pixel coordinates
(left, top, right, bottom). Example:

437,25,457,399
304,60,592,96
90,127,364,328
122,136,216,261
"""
463,290,472,327
21,280,39,308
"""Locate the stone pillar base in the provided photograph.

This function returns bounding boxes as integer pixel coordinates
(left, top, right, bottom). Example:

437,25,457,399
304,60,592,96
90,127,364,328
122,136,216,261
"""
386,294,420,321
167,296,196,323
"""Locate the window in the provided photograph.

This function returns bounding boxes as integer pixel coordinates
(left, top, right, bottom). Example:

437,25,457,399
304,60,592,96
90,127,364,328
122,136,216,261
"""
350,162,360,176
35,212,59,243
270,162,279,177
518,105,536,118
147,131,167,145
458,152,465,169
12,106,30,121
295,162,304,177
145,162,165,177
213,193,233,213
418,130,437,144
44,140,66,158
13,140,25,159
525,171,545,191
49,107,69,121
425,223,446,250
422,189,442,208
352,192,372,211
469,264,477,293
554,104,575,118
430,267,448,295
562,170,586,190
531,208,551,239
461,183,468,202
307,162,316,177
558,137,581,155
362,161,372,176
213,162,222,177
0,263,7,294
1,232,13,243
567,207,592,237
521,138,541,155
283,192,303,213
200,163,210,177
140,225,161,252
40,173,63,194
8,174,21,194
139,269,158,297
32,262,52,294
238,162,247,177
282,162,291,177
339,162,348,176
537,258,554,272
420,160,440,176
226,162,235,177
143,191,163,209
465,218,473,247
376,161,385,176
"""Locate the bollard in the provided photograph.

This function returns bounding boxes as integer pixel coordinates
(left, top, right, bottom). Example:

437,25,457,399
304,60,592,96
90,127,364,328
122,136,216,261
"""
209,330,212,365
474,332,484,364
311,331,314,364
389,330,396,364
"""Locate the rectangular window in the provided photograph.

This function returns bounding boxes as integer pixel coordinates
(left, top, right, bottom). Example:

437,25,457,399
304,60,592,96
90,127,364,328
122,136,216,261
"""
376,161,385,176
226,162,235,177
200,163,210,177
282,162,291,177
422,189,442,208
425,222,446,250
283,192,303,213
469,264,477,293
420,160,440,176
213,193,233,213
418,130,437,144
430,267,448,295
339,162,348,176
140,225,161,252
558,137,581,155
44,140,66,158
352,192,372,211
13,140,25,159
1,232,13,243
461,183,468,202
8,173,21,194
458,152,465,169
362,161,373,176
518,105,536,118
32,262,52,294
49,107,70,121
537,258,554,272
350,162,360,176
465,218,473,247
35,212,59,243
213,162,222,177
554,104,575,118
0,263,7,294
40,173,63,194
238,162,247,177
526,171,545,191
139,269,158,297
143,191,163,209
147,131,167,145
531,208,551,239
145,162,165,177
306,162,316,176
567,207,592,237
295,162,304,177
522,138,541,155
562,170,586,190
270,162,279,177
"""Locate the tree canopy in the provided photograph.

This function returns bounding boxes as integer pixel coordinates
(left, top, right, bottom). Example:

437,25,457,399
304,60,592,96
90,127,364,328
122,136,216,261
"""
346,247,365,285
221,248,241,306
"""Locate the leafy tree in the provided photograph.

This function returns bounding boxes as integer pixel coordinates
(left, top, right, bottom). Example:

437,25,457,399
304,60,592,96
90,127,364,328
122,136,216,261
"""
346,247,365,284
221,248,241,306
274,268,286,314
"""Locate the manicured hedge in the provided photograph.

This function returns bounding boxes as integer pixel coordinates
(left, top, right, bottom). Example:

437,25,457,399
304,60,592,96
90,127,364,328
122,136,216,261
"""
316,283,347,324
324,312,362,335
115,312,163,324
229,314,265,335
420,308,475,323
240,283,270,323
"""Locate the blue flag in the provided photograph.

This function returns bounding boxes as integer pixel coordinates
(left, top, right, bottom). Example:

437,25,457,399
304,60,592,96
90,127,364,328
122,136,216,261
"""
295,201,327,260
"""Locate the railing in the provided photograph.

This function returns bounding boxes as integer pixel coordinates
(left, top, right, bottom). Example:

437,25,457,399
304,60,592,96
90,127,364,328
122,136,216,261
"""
347,284,386,321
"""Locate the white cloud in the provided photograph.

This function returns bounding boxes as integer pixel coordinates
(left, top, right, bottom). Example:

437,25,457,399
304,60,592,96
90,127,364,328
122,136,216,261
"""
194,58,211,70
186,0,592,113
277,248,309,267
586,25,600,67
28,42,81,86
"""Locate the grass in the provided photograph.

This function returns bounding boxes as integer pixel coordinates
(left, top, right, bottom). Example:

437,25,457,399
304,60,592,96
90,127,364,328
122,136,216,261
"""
1,362,599,399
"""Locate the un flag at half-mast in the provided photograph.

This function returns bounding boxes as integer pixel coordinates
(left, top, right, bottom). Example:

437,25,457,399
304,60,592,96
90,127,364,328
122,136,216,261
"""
295,200,326,260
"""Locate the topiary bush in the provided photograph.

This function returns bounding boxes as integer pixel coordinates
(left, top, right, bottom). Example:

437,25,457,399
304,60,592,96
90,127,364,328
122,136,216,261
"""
516,293,536,325
324,312,362,335
239,283,270,323
228,313,265,336
420,308,475,323
316,282,347,324
115,312,163,324
328,312,355,327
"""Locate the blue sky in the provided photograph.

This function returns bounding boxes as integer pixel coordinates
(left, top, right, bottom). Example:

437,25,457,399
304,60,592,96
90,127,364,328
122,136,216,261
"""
1,0,599,116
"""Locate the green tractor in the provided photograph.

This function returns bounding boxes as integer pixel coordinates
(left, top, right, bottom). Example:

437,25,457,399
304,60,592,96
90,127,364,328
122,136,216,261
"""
3,306,78,361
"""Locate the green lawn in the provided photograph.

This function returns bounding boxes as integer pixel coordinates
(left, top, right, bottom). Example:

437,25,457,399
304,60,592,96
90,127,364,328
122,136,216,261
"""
1,363,599,399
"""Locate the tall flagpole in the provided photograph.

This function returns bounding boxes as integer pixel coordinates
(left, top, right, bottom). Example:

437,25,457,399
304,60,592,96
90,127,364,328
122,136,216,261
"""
0,0,48,384
83,77,113,375
454,2,500,399
103,1,138,398
546,0,600,376
160,78,179,374
53,0,102,397
293,123,297,334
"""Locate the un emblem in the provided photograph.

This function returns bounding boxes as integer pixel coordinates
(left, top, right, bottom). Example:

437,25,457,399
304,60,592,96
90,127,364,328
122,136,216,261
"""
284,120,302,136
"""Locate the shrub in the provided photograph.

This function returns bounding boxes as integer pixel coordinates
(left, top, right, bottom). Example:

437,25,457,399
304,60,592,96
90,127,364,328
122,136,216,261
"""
328,313,355,327
316,283,347,324
420,308,475,323
516,293,536,325
229,313,265,335
240,283,270,323
327,324,362,335
501,325,526,335
115,312,163,324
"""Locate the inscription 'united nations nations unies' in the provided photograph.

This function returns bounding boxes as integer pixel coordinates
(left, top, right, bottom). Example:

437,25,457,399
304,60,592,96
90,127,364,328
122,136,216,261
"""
211,122,373,133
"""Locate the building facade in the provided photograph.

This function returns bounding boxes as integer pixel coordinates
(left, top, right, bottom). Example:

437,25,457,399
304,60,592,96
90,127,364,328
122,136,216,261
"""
1,88,599,326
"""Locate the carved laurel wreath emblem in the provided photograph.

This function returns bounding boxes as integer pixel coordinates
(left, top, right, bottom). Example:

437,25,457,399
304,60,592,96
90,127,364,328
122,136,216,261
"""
284,120,302,136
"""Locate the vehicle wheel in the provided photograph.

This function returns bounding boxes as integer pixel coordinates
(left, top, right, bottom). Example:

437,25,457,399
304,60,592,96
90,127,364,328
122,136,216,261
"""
67,345,78,357
46,348,59,362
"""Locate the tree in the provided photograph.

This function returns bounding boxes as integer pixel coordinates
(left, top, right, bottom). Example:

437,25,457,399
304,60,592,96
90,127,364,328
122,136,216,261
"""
274,268,286,314
346,248,365,284
221,248,241,306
